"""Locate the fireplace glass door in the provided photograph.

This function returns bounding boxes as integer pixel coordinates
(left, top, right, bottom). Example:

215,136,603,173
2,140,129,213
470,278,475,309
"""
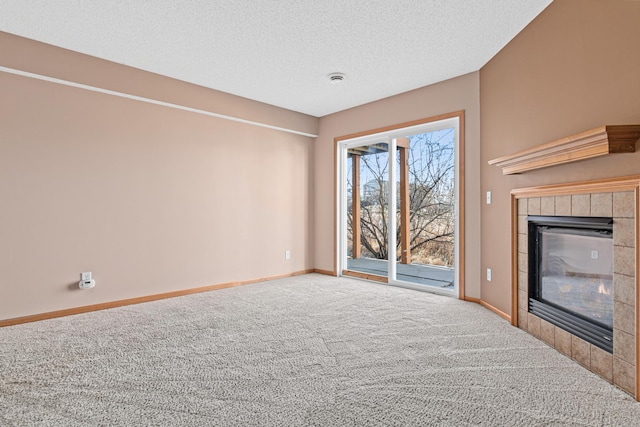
538,228,614,329
528,216,614,352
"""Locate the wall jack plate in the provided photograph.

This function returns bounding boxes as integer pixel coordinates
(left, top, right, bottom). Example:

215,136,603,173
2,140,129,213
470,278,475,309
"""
79,272,95,289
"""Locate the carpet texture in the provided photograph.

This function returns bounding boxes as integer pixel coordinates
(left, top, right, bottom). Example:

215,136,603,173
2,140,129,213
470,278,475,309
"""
1,274,639,426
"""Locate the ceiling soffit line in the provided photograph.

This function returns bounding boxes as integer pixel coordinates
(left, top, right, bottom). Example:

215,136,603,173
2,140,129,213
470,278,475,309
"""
0,65,319,138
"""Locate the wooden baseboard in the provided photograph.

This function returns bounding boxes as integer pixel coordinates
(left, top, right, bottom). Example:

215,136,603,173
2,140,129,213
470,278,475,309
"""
1,269,513,329
0,269,315,328
465,297,511,322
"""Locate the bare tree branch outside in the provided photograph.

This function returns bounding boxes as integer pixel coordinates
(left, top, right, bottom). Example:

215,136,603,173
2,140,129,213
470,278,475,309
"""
347,129,455,267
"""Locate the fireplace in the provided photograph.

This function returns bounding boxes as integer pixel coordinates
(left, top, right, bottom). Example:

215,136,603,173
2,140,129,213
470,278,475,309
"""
514,188,637,398
528,216,614,352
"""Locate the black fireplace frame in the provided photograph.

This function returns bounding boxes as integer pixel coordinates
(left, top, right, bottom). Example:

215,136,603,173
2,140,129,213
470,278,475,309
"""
527,215,614,353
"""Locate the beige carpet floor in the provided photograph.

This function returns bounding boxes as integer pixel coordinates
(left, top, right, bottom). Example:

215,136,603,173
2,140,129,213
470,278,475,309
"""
1,273,639,426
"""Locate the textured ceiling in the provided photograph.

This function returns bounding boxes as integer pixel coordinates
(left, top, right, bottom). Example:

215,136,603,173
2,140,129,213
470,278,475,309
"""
0,1,552,117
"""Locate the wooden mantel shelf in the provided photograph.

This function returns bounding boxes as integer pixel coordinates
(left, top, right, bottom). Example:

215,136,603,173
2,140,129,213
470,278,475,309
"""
488,125,640,175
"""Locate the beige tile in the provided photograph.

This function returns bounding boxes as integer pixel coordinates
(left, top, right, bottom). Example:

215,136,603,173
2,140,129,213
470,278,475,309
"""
518,233,528,254
591,193,613,217
615,273,635,306
540,319,555,347
614,246,635,277
614,218,635,248
521,234,528,252
541,197,555,216
528,313,541,339
518,253,528,273
572,335,591,368
555,195,571,216
518,215,528,235
518,198,527,215
613,357,636,396
519,290,528,311
555,327,572,357
591,345,613,382
614,301,636,336
614,329,636,365
518,270,528,293
572,194,591,216
528,198,541,215
518,309,528,330
614,191,635,219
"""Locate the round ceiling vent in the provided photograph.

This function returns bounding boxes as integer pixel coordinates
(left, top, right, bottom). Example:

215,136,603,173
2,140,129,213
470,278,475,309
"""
328,72,346,84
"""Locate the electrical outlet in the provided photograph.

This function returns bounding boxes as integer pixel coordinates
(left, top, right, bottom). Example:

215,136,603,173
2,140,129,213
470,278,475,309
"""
79,272,95,289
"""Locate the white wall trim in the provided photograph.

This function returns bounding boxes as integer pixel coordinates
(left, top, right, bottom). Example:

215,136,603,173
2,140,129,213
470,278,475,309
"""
0,65,318,138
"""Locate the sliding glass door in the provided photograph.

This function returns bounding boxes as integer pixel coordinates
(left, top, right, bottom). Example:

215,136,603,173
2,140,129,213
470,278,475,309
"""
338,115,461,297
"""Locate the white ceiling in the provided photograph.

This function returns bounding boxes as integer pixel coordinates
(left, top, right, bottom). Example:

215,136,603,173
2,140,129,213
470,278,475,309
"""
0,1,552,117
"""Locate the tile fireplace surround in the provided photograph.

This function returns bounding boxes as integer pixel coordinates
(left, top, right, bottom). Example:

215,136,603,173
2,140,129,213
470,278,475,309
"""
511,176,639,399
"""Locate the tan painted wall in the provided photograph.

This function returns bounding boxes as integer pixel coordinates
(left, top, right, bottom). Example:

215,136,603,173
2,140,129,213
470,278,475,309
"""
314,73,482,298
0,33,317,320
480,0,640,315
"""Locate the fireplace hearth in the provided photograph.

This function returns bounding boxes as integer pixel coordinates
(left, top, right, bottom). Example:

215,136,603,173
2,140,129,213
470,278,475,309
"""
528,216,614,352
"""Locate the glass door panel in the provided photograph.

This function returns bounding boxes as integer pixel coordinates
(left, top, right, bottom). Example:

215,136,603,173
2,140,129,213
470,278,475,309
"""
345,141,389,278
391,130,455,289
